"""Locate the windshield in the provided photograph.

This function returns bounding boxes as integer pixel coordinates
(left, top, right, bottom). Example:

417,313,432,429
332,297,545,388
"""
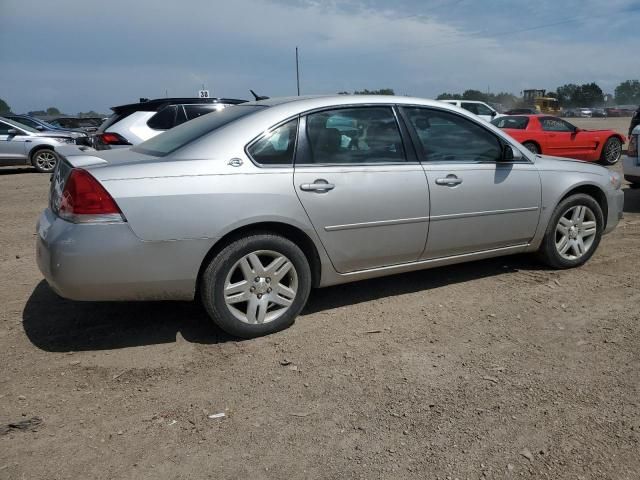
5,119,39,133
133,105,265,157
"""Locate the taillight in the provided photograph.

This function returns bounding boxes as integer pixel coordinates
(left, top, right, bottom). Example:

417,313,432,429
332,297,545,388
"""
58,169,125,223
628,135,638,158
99,132,131,145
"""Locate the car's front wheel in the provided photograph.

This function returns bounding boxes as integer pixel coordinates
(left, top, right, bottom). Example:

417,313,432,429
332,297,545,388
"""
201,233,312,338
31,149,58,173
600,137,622,165
538,193,603,269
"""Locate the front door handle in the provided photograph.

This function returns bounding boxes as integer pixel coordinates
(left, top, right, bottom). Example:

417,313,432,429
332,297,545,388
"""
435,175,463,186
300,180,335,192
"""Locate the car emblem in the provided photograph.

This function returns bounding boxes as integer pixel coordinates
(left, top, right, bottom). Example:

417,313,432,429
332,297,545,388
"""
228,158,243,167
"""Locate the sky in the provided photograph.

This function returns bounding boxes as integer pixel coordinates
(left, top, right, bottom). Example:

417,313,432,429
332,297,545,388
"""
1,0,639,114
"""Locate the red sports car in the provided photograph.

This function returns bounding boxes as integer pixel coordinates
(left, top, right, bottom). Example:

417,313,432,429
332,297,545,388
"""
491,115,625,165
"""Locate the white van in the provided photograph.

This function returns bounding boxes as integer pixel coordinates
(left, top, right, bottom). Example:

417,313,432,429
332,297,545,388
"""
440,100,502,122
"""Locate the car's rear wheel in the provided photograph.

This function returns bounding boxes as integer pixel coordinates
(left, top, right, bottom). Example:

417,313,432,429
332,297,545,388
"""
538,194,603,269
600,137,622,165
31,149,58,173
522,141,540,154
201,233,311,338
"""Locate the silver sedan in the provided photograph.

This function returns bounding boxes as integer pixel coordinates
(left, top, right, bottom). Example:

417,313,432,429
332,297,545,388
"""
37,96,624,337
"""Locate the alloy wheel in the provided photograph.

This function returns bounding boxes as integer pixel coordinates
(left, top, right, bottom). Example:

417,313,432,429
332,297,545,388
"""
555,205,597,260
604,139,621,164
35,151,57,171
223,250,298,324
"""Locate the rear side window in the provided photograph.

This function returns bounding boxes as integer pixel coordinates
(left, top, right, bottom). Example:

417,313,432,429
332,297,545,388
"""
247,118,298,166
184,104,223,120
134,105,264,157
461,102,479,114
147,105,177,130
302,107,406,164
492,116,529,129
402,107,502,162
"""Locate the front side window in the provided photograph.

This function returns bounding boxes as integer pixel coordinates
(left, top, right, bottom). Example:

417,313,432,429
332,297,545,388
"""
540,117,574,132
461,102,479,115
475,103,493,116
402,107,503,162
303,107,406,164
0,121,13,135
247,118,298,165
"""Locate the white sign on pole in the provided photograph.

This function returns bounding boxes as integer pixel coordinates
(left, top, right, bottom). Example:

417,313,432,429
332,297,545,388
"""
198,90,210,98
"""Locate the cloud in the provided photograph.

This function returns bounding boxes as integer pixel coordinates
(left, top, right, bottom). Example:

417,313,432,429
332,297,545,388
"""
1,0,638,113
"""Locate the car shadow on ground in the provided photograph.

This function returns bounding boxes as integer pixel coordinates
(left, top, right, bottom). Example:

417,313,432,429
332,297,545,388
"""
0,167,36,176
23,254,541,352
623,187,640,213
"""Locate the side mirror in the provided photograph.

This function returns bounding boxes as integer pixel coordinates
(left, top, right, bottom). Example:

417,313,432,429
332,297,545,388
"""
491,111,497,117
501,144,523,162
7,128,18,135
574,127,581,133
36,125,45,131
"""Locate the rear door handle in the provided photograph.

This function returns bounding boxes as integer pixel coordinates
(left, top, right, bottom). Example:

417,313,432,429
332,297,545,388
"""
435,175,463,186
300,180,335,192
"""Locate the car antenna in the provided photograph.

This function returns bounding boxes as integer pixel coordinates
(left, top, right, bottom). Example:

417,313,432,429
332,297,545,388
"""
250,90,269,101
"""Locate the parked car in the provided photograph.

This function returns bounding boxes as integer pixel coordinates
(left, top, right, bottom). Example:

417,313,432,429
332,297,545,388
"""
623,125,639,187
4,114,85,134
48,117,103,133
577,108,593,118
505,108,536,115
439,99,501,122
93,97,247,149
36,95,624,338
0,117,85,172
629,106,640,136
591,108,607,118
491,115,625,164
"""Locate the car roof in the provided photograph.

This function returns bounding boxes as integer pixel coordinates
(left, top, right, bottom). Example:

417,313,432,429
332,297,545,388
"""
111,97,248,114
241,94,456,111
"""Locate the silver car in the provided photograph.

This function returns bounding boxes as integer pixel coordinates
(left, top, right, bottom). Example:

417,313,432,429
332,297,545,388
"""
0,117,87,172
36,96,624,338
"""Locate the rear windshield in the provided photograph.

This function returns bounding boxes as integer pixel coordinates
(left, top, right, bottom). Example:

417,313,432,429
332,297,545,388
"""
491,116,529,129
133,105,265,157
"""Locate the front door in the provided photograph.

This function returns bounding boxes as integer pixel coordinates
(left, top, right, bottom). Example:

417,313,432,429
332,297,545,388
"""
0,121,29,162
539,117,597,159
400,106,541,259
294,106,430,273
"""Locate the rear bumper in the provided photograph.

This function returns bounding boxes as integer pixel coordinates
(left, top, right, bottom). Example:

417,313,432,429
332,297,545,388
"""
36,208,210,301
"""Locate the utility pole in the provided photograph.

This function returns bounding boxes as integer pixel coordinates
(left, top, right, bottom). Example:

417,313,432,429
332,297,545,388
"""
295,47,300,96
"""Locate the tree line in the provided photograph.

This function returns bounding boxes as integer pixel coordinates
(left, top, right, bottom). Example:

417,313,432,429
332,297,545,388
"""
436,80,640,109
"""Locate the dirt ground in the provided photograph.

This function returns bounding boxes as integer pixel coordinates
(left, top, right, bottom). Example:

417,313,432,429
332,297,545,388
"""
1,118,639,479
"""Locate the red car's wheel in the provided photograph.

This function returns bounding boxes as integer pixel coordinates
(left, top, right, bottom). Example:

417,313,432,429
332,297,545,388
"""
600,137,622,165
522,141,540,154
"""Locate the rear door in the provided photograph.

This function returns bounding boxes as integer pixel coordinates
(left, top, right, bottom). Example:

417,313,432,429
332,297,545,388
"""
0,121,29,162
293,106,430,273
400,106,541,259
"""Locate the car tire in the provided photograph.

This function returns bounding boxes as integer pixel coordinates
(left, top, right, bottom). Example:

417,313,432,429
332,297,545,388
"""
600,137,622,165
200,233,312,338
31,148,58,173
522,142,540,154
537,193,604,269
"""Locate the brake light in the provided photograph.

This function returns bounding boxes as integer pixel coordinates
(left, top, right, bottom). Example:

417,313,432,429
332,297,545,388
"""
629,135,638,158
99,132,131,145
58,169,124,223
